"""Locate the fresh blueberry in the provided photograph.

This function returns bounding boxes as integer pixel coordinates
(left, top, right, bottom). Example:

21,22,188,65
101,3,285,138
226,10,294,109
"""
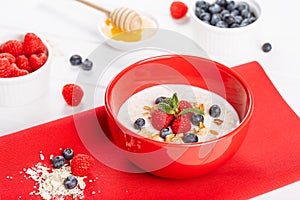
195,7,204,18
200,12,211,21
241,9,251,18
236,1,250,12
226,1,236,11
223,14,235,25
155,96,166,104
134,118,145,130
183,133,198,143
230,23,239,28
62,148,74,160
160,127,173,139
52,156,65,168
64,176,78,189
202,20,211,25
70,55,82,66
209,4,222,14
249,16,257,23
195,0,210,11
210,14,221,25
234,15,243,24
191,113,204,126
209,105,221,118
215,20,228,28
262,43,272,53
220,9,230,18
216,0,227,7
240,18,250,27
81,59,93,70
230,9,240,17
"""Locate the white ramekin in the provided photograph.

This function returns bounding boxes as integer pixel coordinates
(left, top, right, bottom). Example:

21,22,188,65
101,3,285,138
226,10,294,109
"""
0,33,52,107
190,0,263,62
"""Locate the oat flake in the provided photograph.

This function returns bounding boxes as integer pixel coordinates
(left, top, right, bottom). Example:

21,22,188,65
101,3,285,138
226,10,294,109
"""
25,163,86,200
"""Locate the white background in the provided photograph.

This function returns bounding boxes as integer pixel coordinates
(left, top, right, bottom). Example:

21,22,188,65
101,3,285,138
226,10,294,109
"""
0,0,299,199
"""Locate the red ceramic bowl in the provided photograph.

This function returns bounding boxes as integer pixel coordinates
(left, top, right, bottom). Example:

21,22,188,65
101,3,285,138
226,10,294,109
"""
104,55,254,179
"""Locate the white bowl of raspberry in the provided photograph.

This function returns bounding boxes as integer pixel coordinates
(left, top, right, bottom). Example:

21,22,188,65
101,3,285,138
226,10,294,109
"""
190,0,264,64
0,32,51,106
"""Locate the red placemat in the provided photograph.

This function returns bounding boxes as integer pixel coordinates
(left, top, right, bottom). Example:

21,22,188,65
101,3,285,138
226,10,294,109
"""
0,61,300,200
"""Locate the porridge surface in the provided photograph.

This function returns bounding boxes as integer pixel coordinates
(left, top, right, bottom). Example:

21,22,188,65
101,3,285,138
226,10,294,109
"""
117,84,240,143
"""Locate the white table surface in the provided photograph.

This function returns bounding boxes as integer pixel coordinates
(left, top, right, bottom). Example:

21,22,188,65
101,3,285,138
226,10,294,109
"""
0,0,299,199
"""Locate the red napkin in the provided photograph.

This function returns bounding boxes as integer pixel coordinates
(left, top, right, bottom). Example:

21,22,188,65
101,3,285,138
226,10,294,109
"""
0,61,299,200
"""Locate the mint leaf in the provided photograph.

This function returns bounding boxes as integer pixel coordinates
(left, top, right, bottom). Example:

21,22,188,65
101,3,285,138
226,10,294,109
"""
172,93,179,110
179,108,204,115
158,103,175,114
163,97,173,106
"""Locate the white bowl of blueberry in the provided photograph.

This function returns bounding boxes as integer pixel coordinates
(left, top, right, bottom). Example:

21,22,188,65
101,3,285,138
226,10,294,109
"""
190,0,265,63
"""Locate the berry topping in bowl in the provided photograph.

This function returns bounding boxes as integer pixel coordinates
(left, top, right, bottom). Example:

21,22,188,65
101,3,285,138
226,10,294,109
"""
134,118,146,130
160,127,174,138
191,113,204,126
209,104,221,117
171,116,192,134
183,133,199,143
151,109,174,131
154,96,166,104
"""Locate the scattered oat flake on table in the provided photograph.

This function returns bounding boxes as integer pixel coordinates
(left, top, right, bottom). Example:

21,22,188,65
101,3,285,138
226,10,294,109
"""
25,163,87,200
40,152,45,161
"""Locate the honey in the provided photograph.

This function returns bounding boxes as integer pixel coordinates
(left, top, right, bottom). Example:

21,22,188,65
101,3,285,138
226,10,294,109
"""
102,15,157,42
104,19,142,42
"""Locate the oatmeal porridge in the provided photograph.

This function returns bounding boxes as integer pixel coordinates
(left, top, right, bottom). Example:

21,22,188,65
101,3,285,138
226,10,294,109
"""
117,84,240,144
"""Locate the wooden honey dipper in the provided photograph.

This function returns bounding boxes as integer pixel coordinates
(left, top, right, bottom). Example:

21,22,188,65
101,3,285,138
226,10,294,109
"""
76,0,143,32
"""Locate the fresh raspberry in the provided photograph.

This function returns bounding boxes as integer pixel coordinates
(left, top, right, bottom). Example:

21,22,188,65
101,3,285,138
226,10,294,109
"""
0,53,16,64
171,116,191,134
70,154,94,176
178,100,193,119
29,53,47,71
13,69,29,77
0,58,13,78
23,33,46,55
62,84,84,106
16,55,32,72
170,1,188,19
10,63,29,77
151,109,174,130
0,40,23,57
